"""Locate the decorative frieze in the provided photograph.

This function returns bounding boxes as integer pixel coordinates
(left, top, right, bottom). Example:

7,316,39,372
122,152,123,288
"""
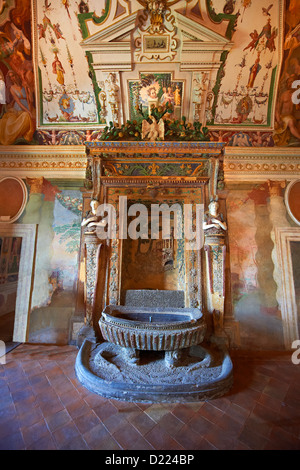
0,145,87,179
224,147,300,182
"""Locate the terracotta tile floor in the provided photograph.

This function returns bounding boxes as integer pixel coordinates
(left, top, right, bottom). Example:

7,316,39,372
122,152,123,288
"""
0,344,300,450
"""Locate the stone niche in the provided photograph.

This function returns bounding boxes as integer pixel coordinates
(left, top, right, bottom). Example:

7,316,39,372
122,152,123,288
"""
75,140,234,403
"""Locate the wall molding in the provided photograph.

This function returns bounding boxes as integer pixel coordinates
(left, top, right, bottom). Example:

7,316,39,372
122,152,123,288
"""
274,227,300,349
0,176,28,224
285,180,300,227
0,144,299,183
0,145,87,179
224,147,300,183
0,224,37,343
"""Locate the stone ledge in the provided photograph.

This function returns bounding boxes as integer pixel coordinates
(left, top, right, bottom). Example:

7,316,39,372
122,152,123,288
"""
224,147,300,182
0,145,87,179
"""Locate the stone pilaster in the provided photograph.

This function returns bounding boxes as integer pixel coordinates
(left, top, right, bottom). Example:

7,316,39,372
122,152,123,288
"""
84,233,102,326
204,231,226,335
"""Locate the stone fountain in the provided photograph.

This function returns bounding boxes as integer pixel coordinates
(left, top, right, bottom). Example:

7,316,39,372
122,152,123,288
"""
76,290,233,402
75,141,234,403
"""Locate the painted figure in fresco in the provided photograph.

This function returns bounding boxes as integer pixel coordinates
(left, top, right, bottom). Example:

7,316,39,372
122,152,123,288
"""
266,28,277,52
147,86,158,100
161,85,174,105
243,29,259,51
9,23,31,61
283,26,300,76
0,21,32,81
0,70,35,145
160,86,168,104
285,0,300,35
58,93,75,120
255,18,272,48
52,52,65,85
274,75,300,145
203,200,227,233
53,23,65,40
174,85,181,106
247,55,261,88
234,94,253,123
38,23,46,40
7,69,33,116
38,14,56,40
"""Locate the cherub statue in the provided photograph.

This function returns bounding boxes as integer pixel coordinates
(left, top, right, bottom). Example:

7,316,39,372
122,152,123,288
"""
203,199,227,233
142,115,164,141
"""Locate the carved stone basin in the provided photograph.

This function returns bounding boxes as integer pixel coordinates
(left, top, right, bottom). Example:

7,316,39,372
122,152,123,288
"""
99,305,206,351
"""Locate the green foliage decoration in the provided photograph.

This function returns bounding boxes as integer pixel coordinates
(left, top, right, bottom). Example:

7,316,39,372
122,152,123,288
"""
100,103,210,142
164,116,210,142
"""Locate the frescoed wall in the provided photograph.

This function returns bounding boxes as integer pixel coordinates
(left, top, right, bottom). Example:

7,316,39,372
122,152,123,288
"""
226,181,297,349
17,177,83,344
210,0,282,128
0,0,36,145
0,0,296,146
34,0,99,127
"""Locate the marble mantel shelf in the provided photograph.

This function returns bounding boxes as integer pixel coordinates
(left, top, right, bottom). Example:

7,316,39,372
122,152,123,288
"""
85,140,226,156
84,140,225,202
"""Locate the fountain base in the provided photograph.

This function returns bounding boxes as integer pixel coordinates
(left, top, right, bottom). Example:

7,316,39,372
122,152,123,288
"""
75,338,233,403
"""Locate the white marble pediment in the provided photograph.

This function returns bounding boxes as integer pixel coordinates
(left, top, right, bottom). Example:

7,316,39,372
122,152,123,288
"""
80,7,232,69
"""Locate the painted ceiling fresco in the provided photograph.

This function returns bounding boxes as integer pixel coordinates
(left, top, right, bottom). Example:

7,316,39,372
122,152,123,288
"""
0,0,298,146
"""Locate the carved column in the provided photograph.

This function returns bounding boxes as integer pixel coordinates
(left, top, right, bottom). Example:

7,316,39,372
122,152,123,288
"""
84,233,102,327
204,232,226,334
203,198,227,336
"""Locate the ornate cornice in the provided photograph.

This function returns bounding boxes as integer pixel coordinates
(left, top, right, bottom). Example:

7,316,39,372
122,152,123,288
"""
101,175,208,187
1,144,299,183
224,147,300,183
0,145,87,179
86,140,225,156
